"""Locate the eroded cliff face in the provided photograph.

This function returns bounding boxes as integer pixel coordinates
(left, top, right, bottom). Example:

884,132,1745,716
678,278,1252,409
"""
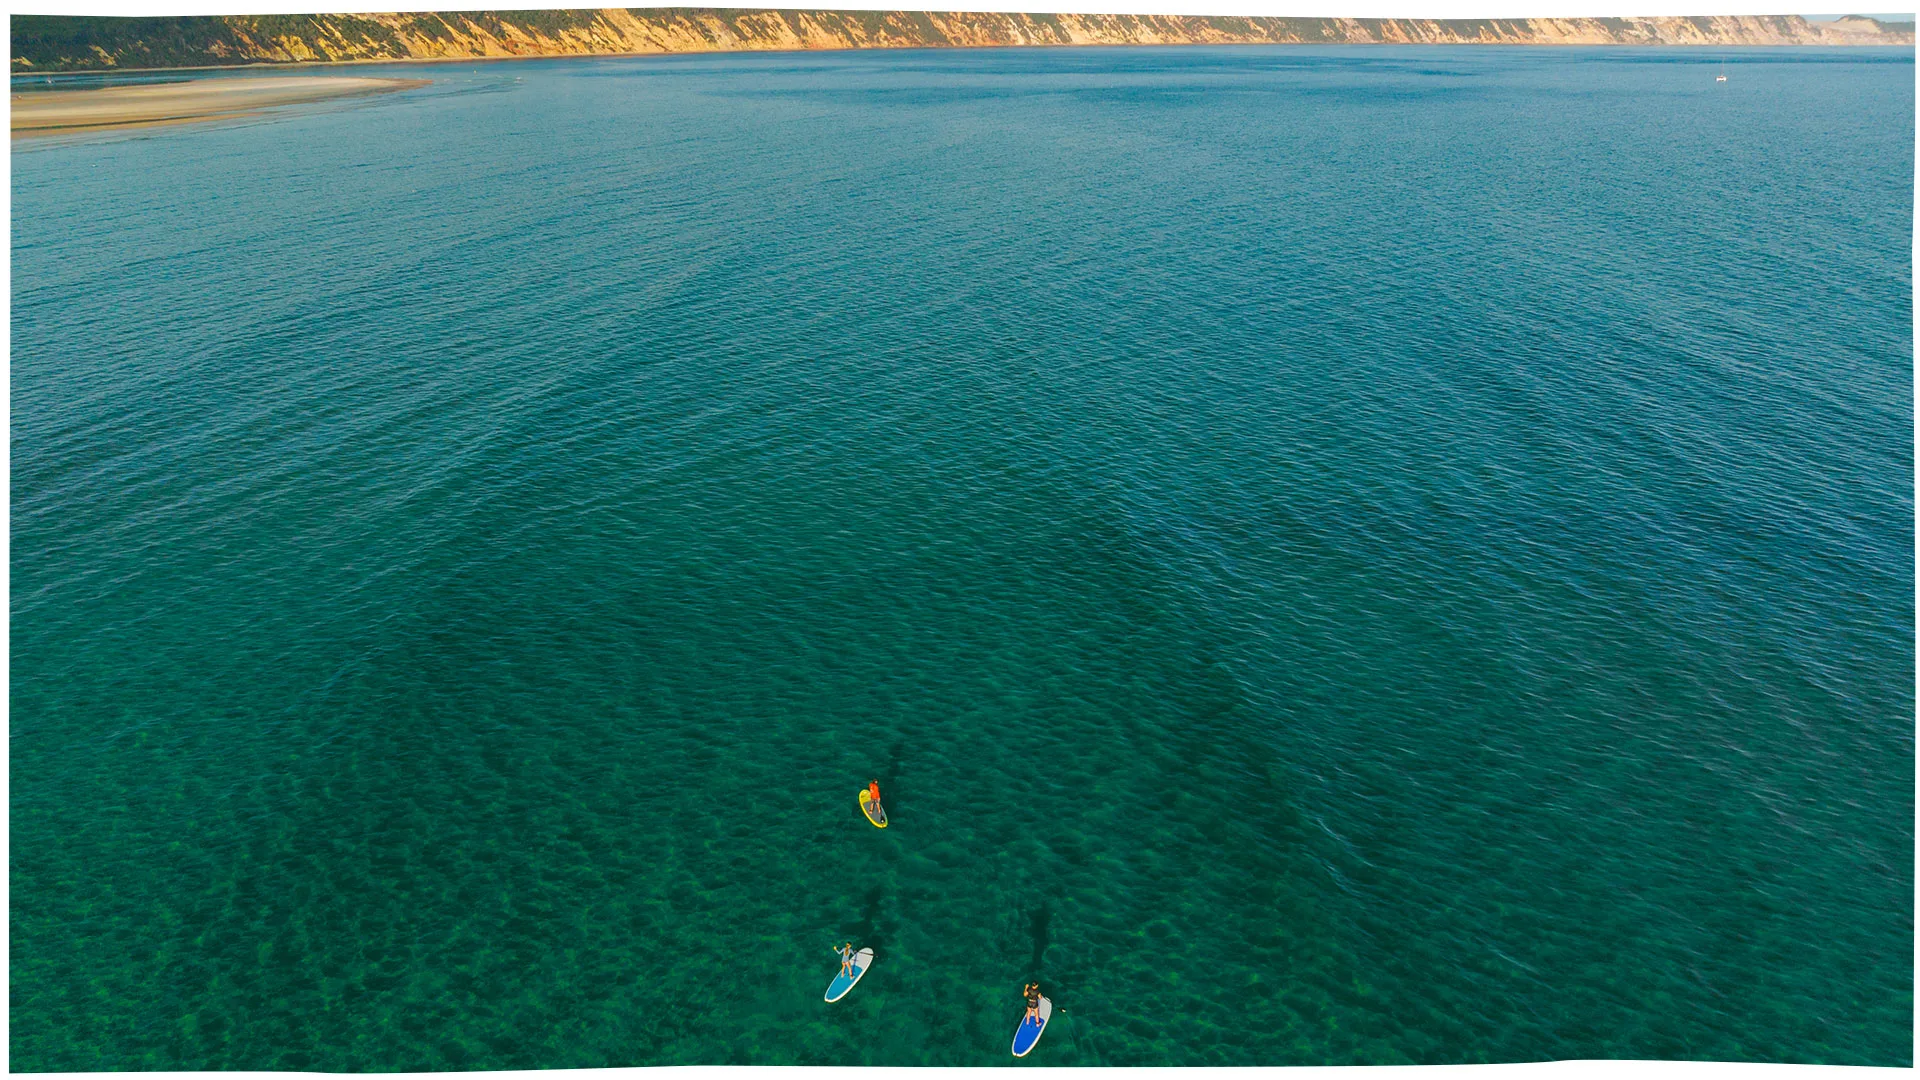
12,10,1915,72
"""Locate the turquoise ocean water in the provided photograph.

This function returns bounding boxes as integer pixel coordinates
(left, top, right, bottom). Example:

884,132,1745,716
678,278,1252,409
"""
11,45,1913,1068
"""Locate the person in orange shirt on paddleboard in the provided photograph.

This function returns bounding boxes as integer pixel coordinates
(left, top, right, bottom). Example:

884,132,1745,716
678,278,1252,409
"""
860,779,888,827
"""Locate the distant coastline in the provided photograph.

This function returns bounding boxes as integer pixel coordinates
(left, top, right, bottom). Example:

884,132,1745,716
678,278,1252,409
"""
11,10,1916,73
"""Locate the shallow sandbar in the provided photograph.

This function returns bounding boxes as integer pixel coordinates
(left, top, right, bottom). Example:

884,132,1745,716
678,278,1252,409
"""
12,76,427,136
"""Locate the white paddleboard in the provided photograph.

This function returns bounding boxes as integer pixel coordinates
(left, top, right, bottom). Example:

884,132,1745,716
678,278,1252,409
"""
1011,995,1052,1057
825,947,874,1003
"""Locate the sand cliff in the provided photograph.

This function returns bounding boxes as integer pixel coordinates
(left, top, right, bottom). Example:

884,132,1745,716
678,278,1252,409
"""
12,11,1915,72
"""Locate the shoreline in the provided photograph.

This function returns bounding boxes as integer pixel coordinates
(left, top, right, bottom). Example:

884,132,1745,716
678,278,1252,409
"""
10,76,428,136
10,37,1916,81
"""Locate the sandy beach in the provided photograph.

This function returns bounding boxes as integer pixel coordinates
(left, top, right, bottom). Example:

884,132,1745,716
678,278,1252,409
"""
11,76,426,136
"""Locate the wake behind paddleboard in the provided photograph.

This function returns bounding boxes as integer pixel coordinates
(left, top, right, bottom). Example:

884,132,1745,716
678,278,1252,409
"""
825,947,874,1003
860,790,888,828
1011,996,1052,1057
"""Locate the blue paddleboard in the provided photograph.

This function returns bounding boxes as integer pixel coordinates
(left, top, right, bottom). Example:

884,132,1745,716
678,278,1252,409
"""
825,947,874,1003
1011,995,1051,1057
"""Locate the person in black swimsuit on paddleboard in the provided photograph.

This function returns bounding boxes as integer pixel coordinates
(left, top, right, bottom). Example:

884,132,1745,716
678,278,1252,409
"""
1022,982,1042,1021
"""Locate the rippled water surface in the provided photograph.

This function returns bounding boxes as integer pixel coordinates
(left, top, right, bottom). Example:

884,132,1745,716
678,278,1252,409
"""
12,45,1913,1068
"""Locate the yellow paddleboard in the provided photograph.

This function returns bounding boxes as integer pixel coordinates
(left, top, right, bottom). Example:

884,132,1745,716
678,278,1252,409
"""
859,790,888,828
